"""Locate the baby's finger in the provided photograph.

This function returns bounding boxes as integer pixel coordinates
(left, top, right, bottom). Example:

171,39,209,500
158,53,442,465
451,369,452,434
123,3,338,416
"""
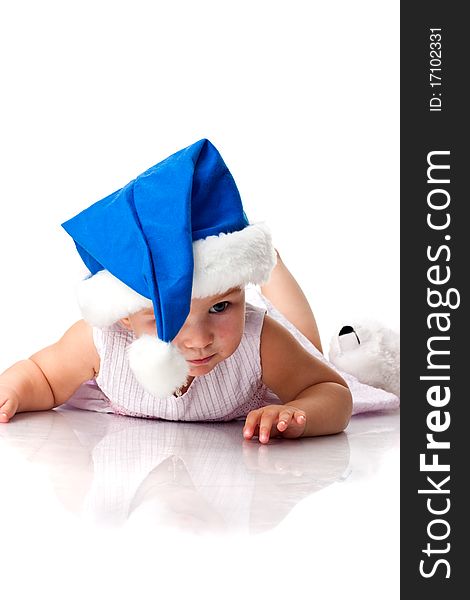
0,399,17,423
243,410,261,440
277,410,294,432
294,410,307,426
258,411,276,444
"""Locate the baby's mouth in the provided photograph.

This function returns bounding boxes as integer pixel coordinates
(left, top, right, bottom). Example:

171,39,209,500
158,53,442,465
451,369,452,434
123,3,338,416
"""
187,354,216,365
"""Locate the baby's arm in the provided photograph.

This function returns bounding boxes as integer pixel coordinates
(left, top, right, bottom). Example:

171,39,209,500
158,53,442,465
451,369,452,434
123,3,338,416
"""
0,320,100,423
243,315,352,442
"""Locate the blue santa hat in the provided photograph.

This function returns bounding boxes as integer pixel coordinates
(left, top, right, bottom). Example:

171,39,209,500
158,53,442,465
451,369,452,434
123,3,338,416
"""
61,139,276,398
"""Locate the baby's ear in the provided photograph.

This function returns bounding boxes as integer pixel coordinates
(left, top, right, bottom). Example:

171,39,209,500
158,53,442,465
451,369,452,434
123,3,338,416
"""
119,317,132,330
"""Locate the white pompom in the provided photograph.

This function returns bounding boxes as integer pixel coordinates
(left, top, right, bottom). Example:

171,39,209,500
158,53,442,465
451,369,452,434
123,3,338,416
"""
126,335,190,398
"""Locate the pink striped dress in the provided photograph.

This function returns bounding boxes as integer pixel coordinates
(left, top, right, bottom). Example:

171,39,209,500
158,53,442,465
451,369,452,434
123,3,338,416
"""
66,286,400,419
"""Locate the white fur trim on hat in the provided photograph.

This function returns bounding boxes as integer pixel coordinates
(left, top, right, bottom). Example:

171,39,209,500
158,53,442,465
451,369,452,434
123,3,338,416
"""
75,221,276,327
191,222,276,298
126,335,190,398
76,269,153,328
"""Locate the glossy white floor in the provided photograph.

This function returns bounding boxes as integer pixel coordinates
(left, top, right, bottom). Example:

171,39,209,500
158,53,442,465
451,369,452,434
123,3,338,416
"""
0,407,399,599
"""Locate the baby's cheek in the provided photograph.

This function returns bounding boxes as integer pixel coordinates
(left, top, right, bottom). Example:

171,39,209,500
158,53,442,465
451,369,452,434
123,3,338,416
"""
216,320,244,357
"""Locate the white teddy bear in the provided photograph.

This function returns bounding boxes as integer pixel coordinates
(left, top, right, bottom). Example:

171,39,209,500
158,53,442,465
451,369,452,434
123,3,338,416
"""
328,320,400,397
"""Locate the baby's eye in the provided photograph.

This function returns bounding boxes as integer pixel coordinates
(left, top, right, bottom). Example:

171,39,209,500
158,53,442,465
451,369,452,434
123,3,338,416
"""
209,301,230,314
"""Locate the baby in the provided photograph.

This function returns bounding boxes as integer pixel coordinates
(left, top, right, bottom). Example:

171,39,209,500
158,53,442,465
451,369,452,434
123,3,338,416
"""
0,139,352,442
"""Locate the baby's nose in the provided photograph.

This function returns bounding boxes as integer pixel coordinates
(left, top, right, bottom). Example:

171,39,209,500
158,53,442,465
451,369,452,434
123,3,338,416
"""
178,323,214,350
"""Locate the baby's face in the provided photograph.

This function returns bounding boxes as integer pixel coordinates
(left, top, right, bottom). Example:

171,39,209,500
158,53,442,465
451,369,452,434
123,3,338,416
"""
120,287,246,376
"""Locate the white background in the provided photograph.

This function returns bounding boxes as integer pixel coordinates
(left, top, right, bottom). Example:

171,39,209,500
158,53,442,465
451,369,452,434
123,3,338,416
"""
0,0,399,371
0,2,399,598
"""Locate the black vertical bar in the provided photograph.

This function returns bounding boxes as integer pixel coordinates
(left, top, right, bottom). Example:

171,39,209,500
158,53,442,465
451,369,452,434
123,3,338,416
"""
401,2,467,596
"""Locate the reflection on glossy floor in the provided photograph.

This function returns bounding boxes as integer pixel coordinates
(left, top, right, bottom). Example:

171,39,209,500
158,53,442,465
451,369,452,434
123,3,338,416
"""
0,408,399,599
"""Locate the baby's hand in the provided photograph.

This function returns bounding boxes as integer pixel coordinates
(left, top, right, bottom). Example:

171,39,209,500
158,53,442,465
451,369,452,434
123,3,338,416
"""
243,405,307,444
0,385,19,423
